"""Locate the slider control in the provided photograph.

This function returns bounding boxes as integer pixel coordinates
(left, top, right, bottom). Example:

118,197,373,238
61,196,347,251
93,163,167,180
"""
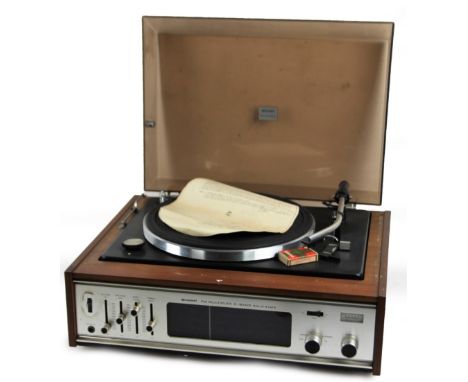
116,313,126,325
146,320,157,332
101,323,111,334
131,303,141,317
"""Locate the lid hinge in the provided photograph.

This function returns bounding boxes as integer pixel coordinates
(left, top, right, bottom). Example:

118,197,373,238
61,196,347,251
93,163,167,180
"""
144,120,156,128
143,190,179,201
158,190,169,203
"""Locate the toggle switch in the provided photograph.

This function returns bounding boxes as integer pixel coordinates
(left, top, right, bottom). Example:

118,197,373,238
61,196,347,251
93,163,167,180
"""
82,292,97,316
86,298,93,313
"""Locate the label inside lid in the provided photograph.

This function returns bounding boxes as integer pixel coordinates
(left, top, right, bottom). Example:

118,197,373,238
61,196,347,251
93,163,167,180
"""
258,106,278,121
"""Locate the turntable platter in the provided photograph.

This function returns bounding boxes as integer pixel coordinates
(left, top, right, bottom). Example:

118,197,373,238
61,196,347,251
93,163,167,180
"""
143,199,315,262
100,197,371,279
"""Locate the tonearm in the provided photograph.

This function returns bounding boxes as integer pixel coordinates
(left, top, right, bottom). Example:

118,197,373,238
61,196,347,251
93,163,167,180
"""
303,180,351,251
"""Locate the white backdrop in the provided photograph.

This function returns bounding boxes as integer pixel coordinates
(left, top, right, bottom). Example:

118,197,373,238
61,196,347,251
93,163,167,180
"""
0,0,466,380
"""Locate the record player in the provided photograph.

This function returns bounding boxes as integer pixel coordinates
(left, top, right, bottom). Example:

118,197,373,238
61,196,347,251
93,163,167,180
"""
65,17,393,375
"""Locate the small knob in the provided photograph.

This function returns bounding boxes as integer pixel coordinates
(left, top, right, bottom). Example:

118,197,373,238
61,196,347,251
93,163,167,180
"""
146,320,157,332
341,335,358,358
116,313,126,325
305,333,322,354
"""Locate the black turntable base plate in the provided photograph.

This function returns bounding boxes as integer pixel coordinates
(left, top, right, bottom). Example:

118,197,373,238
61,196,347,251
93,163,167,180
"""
100,198,371,280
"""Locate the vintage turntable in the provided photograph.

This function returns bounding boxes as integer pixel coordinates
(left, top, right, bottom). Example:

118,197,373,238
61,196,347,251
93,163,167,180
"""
65,17,393,375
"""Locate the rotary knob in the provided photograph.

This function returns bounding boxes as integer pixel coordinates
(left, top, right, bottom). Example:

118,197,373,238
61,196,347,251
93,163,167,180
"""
341,335,358,358
304,333,322,354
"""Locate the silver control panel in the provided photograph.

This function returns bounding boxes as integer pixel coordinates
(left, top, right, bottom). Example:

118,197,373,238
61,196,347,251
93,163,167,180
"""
75,282,376,369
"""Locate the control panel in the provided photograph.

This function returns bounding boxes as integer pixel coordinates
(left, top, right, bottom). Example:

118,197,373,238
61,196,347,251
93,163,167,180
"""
75,282,376,369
